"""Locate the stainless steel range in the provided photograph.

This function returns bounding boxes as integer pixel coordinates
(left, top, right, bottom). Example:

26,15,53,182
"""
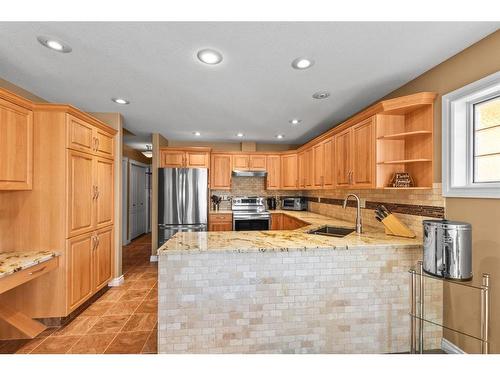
232,196,270,231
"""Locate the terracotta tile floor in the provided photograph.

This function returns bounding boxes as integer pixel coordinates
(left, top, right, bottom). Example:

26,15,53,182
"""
0,233,158,354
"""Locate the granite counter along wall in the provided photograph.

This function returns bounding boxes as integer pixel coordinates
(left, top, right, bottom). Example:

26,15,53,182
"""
158,246,443,353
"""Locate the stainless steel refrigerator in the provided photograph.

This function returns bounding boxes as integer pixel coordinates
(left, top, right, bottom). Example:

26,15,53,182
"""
157,168,208,247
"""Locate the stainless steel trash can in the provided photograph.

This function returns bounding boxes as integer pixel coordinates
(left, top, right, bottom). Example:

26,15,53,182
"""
423,219,472,280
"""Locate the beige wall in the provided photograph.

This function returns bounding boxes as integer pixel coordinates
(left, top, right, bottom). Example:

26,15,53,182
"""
382,30,500,353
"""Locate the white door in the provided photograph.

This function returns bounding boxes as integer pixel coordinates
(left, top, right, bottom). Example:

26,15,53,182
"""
129,162,148,240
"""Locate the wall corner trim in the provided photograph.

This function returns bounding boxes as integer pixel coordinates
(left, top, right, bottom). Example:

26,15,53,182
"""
108,275,125,287
441,338,466,354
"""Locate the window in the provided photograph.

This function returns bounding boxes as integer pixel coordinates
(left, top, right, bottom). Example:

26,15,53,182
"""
473,96,500,183
443,71,500,198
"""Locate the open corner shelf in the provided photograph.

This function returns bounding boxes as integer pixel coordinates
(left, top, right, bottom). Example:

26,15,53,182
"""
376,130,432,140
376,158,432,165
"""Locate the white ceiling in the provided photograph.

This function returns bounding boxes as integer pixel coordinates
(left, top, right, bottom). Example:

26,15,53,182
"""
0,22,498,147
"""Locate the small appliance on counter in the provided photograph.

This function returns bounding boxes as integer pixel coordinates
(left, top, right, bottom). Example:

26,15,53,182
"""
282,197,307,211
266,197,277,210
422,219,472,280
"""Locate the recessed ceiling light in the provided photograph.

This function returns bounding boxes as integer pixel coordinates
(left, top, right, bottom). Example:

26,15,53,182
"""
291,57,314,70
37,36,72,53
236,133,244,137
289,119,302,126
276,134,285,139
112,98,130,105
197,49,223,65
312,91,330,100
193,131,201,136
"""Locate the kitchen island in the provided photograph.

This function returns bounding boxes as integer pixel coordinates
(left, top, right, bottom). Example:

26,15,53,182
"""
158,211,442,353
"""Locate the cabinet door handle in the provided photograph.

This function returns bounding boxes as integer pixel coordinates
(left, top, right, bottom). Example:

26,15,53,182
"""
29,266,46,275
96,186,100,199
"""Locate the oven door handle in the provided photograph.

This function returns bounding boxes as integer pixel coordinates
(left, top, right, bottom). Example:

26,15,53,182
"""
233,215,271,220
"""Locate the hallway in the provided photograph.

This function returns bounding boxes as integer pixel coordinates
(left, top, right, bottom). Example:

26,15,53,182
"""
0,234,157,354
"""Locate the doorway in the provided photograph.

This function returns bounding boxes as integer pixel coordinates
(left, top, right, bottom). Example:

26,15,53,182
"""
124,160,151,242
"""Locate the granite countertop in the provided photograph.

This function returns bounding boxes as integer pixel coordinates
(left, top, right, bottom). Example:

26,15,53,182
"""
159,210,421,254
0,250,59,279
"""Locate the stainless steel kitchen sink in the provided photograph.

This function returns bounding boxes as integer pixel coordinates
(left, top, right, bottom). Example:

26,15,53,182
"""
308,226,355,238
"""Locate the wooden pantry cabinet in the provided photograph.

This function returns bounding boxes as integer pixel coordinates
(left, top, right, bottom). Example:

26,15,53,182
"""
0,93,33,190
160,147,210,168
0,92,117,320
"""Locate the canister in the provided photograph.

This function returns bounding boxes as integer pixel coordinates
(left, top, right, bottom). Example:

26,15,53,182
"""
422,219,472,280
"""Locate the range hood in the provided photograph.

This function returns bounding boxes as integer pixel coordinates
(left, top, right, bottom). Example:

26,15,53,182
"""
232,170,267,177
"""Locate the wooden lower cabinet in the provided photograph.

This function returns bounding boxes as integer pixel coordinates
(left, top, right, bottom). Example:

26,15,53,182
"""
282,214,308,230
93,226,114,291
271,213,283,230
67,225,114,311
209,213,233,231
67,232,94,310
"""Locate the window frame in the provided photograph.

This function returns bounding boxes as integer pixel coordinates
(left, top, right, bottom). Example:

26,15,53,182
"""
442,71,500,198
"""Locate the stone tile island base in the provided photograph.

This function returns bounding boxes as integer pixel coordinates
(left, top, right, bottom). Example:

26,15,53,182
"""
158,246,442,353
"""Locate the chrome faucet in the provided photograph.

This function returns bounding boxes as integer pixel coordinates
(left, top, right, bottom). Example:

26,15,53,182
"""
343,194,362,234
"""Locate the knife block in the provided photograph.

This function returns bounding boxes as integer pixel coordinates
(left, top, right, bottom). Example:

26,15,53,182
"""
381,214,416,238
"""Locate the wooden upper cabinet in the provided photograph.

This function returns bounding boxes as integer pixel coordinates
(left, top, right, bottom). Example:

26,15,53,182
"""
304,148,313,189
298,152,306,188
210,153,232,189
66,114,114,159
67,232,93,309
334,117,375,188
161,150,185,168
93,226,113,291
249,155,266,170
322,137,334,188
95,157,114,229
67,150,95,238
266,155,281,190
67,115,94,154
233,154,250,170
186,151,209,168
313,142,325,188
160,148,210,168
334,128,352,188
0,97,33,190
233,154,266,170
351,118,375,188
95,128,115,159
281,154,298,189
